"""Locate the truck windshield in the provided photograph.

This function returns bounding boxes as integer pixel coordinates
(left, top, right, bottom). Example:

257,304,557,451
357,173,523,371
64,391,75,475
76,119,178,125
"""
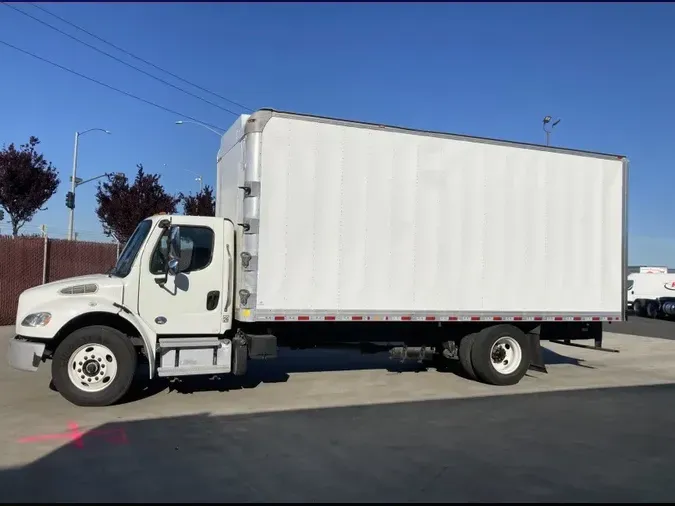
109,220,153,278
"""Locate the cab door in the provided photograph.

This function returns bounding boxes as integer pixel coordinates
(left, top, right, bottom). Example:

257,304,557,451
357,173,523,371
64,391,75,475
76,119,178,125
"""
137,217,234,336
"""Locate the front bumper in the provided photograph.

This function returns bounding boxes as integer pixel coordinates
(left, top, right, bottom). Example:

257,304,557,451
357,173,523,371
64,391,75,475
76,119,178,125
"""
8,337,46,372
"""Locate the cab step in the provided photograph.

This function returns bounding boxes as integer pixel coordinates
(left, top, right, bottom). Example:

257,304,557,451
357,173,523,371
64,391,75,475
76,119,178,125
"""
156,337,232,377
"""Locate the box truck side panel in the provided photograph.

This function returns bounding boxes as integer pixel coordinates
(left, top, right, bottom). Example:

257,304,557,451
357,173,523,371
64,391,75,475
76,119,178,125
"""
251,114,625,318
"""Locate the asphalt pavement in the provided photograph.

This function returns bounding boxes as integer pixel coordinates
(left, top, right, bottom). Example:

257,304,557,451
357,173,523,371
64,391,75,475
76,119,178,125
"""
606,315,675,340
1,384,674,502
3,326,675,503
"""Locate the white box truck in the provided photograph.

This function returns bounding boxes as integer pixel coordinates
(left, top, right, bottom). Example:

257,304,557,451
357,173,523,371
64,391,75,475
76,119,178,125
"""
7,109,629,407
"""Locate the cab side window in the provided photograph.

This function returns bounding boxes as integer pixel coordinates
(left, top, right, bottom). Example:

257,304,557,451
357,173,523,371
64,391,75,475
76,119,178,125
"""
150,226,214,275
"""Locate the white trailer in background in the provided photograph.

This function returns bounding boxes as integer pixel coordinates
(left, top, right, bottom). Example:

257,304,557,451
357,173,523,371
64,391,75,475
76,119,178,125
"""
8,109,629,406
639,266,668,274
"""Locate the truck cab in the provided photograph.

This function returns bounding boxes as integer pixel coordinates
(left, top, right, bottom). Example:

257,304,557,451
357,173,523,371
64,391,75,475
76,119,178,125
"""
9,214,238,406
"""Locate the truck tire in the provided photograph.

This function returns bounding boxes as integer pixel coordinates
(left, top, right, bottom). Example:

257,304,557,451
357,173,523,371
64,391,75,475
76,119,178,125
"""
51,325,137,407
470,325,531,386
458,332,478,380
646,301,659,319
633,299,646,317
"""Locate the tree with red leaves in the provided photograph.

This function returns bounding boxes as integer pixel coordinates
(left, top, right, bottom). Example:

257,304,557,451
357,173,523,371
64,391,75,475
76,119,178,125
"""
181,185,216,217
0,136,60,236
95,164,180,243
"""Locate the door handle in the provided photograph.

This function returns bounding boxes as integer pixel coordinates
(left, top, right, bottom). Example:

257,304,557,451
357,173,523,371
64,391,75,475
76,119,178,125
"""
224,244,232,312
206,291,220,311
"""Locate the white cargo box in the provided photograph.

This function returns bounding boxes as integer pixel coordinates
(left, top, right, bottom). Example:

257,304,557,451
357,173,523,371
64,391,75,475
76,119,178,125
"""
217,110,627,323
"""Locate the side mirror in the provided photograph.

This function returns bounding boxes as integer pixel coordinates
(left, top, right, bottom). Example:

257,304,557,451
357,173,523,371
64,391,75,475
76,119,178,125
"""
156,226,181,287
168,226,181,267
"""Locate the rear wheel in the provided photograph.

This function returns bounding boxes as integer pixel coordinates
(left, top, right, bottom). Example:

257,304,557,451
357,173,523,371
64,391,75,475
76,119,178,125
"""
458,332,478,380
645,300,660,319
51,325,137,407
470,325,531,386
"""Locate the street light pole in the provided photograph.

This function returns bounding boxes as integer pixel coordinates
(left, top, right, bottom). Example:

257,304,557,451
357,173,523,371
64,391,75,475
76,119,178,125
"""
542,115,561,146
67,128,111,241
68,132,80,241
174,121,218,193
67,131,79,240
175,120,223,136
184,169,203,191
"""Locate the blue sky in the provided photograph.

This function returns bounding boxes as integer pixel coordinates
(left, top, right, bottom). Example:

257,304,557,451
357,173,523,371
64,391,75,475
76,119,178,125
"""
0,2,674,263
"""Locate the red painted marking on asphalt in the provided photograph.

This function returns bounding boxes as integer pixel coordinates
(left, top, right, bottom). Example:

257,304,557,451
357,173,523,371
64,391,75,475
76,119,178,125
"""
18,421,128,448
68,421,85,448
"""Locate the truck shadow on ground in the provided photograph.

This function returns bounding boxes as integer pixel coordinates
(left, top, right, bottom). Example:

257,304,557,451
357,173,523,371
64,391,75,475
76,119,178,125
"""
4,384,675,502
522,345,594,379
123,348,434,403
540,345,593,368
117,344,589,404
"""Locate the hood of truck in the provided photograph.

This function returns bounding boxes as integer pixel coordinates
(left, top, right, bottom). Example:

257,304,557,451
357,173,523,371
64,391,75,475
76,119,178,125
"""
22,273,123,296
16,274,125,335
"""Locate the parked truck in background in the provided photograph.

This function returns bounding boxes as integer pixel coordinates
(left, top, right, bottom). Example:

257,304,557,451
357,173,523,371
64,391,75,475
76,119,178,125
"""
7,109,629,407
628,272,675,318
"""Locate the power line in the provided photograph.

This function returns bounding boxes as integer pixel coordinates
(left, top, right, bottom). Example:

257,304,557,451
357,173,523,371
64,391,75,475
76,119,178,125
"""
0,38,227,132
26,2,253,113
1,2,244,117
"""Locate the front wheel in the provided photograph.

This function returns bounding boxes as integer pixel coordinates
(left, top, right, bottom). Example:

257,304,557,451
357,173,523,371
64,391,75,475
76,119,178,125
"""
470,325,531,386
51,325,137,407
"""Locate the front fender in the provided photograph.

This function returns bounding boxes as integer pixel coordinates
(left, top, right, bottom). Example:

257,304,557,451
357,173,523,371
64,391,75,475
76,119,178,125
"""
17,297,157,379
112,306,158,379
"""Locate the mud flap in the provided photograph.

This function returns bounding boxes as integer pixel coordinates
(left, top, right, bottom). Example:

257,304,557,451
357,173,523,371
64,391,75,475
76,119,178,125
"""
528,333,547,373
231,335,248,376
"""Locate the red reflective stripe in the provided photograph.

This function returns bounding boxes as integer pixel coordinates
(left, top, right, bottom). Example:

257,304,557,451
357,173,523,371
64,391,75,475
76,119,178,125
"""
267,314,611,322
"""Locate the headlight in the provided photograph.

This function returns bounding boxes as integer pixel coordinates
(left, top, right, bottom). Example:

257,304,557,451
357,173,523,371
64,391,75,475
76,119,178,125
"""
21,312,52,327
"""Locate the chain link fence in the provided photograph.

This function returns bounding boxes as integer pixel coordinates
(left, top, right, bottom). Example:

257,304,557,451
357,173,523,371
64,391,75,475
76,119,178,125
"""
0,230,119,325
